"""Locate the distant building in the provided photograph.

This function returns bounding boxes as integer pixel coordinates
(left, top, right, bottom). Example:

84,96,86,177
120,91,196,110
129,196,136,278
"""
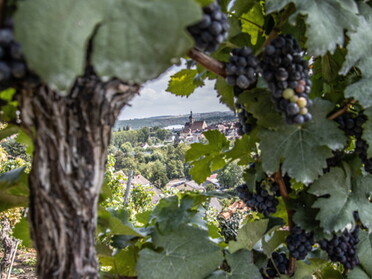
131,174,151,186
182,111,207,134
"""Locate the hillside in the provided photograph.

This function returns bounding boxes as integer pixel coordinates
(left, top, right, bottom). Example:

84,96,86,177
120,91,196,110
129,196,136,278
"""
114,111,237,130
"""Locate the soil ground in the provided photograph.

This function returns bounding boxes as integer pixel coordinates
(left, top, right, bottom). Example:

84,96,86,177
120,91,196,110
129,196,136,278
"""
0,249,37,279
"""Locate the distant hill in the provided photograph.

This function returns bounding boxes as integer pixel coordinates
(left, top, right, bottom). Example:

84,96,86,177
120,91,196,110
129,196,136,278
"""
114,111,237,130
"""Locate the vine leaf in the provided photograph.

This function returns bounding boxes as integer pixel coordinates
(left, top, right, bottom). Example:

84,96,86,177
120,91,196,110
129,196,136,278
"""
309,164,372,233
99,246,138,277
265,0,359,56
186,130,230,184
362,107,372,157
347,267,371,279
92,0,201,84
137,225,223,279
166,69,205,97
291,192,324,239
150,194,207,233
281,259,328,279
262,230,289,257
237,89,286,130
12,217,32,248
224,134,256,166
97,207,144,237
14,0,104,91
240,2,264,45
0,167,29,212
206,250,262,279
229,219,269,253
357,231,372,278
231,0,256,18
344,57,372,108
259,98,346,184
15,0,201,90
339,4,372,75
340,5,372,108
215,77,235,111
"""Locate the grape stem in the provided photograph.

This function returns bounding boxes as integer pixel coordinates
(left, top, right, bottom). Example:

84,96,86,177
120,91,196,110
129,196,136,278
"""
274,171,296,275
262,4,296,48
327,100,357,120
187,48,226,77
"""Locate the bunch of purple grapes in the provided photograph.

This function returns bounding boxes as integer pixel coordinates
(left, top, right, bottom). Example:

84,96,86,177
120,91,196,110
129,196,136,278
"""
318,228,360,270
0,20,33,88
225,46,260,90
261,35,312,124
286,226,314,260
335,112,372,173
236,180,280,217
261,252,288,278
235,103,256,135
187,2,229,52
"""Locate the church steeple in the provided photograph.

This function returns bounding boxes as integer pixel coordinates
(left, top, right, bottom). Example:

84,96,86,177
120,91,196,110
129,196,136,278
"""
189,110,194,124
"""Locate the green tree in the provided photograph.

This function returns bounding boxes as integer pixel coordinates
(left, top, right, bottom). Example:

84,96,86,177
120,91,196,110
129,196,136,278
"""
155,128,170,141
148,160,168,188
137,127,150,143
120,142,133,154
166,159,185,179
216,161,244,189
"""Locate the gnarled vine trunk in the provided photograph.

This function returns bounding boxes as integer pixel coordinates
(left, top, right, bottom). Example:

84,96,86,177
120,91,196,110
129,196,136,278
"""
18,74,139,279
0,218,16,276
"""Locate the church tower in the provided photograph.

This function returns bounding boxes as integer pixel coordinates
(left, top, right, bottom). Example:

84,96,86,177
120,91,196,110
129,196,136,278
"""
189,111,194,124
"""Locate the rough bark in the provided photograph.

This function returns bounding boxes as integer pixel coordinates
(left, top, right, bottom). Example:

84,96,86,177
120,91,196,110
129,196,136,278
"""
18,74,139,279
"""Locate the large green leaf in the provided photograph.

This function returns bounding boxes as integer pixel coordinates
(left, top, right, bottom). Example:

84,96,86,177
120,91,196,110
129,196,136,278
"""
309,164,372,233
237,89,286,130
92,0,201,84
265,0,359,56
166,69,205,97
282,259,328,279
339,4,372,75
137,225,223,279
362,107,372,158
215,77,235,111
340,5,372,108
99,246,138,277
97,207,143,237
344,57,372,108
291,192,325,239
357,231,372,278
150,195,207,233
347,267,371,279
14,0,104,91
259,99,346,184
206,250,262,279
15,0,201,90
186,130,230,183
240,2,264,45
225,134,257,166
0,167,29,212
262,230,289,257
231,0,256,18
229,219,269,253
12,217,33,248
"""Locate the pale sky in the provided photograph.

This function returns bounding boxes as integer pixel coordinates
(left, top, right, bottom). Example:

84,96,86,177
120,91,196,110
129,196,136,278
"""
118,67,231,120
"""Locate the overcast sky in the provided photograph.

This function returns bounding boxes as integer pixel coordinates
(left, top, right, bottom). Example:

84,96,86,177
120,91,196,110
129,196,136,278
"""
118,67,231,120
